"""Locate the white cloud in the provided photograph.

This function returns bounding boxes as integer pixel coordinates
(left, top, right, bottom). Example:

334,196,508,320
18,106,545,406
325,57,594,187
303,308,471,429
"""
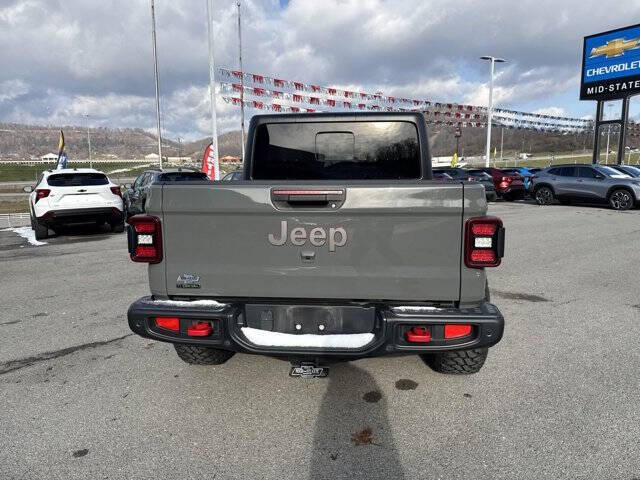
1,0,639,138
533,107,566,117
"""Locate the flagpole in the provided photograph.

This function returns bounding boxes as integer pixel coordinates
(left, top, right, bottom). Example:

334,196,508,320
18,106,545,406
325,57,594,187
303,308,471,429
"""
206,0,220,180
150,0,163,170
237,1,245,160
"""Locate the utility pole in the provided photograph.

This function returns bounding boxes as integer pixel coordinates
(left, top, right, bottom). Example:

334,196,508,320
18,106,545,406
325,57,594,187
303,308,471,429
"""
500,127,504,163
177,136,182,159
237,1,245,160
84,113,92,168
206,0,220,179
150,0,163,170
454,126,461,157
480,56,506,168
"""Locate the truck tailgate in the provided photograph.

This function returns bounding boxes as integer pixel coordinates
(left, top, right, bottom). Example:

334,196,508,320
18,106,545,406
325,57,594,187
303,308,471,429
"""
156,182,464,302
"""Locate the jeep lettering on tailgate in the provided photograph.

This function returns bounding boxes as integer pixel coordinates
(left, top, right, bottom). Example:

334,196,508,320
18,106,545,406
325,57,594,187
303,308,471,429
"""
268,220,347,251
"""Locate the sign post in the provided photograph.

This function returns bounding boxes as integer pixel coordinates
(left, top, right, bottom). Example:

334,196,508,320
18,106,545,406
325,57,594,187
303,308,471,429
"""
581,23,640,165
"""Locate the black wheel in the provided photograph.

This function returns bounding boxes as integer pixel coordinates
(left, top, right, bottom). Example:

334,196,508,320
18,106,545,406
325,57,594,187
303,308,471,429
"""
608,189,634,211
534,186,554,205
174,344,235,365
422,348,489,374
34,220,48,240
30,213,35,230
110,220,124,233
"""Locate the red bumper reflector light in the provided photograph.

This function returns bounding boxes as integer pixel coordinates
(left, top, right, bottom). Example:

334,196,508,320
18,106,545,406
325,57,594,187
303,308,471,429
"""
406,326,431,343
155,316,179,331
444,324,472,339
187,321,213,337
470,249,496,263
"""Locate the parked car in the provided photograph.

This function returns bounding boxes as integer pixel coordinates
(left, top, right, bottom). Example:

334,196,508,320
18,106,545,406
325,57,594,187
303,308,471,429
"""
609,165,640,178
500,167,535,191
432,171,453,181
471,167,525,200
221,169,244,181
123,168,208,220
434,167,497,201
531,164,640,210
26,168,124,240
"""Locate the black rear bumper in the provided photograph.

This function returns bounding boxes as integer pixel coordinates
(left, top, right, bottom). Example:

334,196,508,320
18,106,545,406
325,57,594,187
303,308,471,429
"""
40,207,122,226
127,297,504,360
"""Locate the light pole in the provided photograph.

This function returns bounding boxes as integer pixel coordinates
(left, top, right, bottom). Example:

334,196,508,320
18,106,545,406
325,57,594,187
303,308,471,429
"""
237,1,245,160
206,0,220,179
84,113,92,168
480,56,506,167
150,0,163,170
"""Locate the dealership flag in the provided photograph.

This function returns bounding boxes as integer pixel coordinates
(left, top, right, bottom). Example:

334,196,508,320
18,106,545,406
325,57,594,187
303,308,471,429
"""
201,142,217,180
56,130,67,170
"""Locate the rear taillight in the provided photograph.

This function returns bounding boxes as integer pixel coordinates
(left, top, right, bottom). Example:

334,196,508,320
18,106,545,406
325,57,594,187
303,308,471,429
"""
110,186,122,197
127,215,162,263
35,188,50,203
501,176,512,183
465,216,504,268
467,176,476,182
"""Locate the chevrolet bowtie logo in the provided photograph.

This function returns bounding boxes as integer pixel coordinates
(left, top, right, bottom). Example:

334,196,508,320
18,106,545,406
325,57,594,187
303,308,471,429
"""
590,37,640,59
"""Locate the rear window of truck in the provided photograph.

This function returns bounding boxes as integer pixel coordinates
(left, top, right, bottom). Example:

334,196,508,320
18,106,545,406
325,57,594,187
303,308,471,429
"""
158,171,208,182
252,121,420,180
47,173,109,186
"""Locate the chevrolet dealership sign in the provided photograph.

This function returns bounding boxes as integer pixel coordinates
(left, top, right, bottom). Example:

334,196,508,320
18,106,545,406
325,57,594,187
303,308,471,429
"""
581,24,640,100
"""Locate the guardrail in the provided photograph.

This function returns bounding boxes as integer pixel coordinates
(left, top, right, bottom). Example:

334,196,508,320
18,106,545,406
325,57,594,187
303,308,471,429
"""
0,213,30,228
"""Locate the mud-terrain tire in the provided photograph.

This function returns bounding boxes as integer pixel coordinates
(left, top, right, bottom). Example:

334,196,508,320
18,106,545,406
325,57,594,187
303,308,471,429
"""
422,348,489,374
174,344,235,365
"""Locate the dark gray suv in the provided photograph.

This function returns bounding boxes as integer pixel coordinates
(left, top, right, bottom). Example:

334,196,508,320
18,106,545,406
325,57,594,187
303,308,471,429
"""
531,164,640,210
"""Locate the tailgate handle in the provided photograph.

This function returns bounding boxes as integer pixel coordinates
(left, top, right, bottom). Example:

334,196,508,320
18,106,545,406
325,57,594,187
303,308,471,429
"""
271,189,345,209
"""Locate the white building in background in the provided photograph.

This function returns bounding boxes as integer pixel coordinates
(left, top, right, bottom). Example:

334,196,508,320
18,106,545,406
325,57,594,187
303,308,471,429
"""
144,153,160,160
40,153,58,161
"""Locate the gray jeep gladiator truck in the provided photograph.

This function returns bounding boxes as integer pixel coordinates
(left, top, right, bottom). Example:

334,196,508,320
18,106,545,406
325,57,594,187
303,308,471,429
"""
127,112,505,376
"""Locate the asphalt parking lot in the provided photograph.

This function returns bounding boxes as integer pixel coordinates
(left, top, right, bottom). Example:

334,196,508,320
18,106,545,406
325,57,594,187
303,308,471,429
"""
1,201,639,480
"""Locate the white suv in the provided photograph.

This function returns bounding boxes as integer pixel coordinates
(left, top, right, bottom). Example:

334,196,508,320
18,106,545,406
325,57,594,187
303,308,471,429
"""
27,168,124,240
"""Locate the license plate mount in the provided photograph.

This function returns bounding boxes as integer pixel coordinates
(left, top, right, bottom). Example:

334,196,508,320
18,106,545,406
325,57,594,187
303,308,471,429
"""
289,363,329,378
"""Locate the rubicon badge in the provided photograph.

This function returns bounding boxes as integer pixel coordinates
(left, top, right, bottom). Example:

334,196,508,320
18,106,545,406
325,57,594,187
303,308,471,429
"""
176,273,201,289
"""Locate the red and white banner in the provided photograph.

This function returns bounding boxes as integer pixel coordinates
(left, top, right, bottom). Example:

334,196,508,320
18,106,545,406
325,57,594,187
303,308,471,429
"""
201,142,217,180
217,68,605,134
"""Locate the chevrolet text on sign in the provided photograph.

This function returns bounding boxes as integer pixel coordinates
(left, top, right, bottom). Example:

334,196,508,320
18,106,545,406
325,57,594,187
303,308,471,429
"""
580,23,640,100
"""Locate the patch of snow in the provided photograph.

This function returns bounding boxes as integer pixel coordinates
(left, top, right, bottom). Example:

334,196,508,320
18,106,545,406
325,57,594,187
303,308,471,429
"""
2,227,47,246
241,327,374,349
145,298,228,309
391,306,442,313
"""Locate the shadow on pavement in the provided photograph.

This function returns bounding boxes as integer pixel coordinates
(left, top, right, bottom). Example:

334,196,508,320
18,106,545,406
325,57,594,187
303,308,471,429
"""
50,222,120,241
310,363,405,480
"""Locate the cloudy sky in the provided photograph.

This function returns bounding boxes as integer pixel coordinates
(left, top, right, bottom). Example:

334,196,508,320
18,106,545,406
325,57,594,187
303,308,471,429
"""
1,0,639,140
